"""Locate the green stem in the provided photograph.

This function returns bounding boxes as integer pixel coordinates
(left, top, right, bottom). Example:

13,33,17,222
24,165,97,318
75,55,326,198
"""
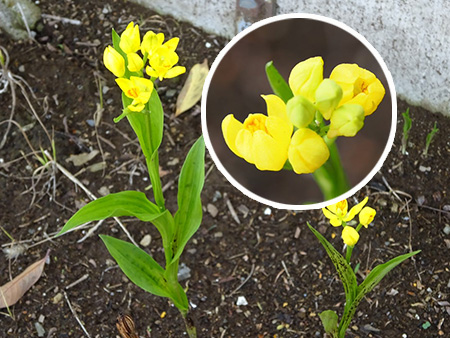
146,152,165,209
312,137,350,200
180,310,197,338
345,245,354,263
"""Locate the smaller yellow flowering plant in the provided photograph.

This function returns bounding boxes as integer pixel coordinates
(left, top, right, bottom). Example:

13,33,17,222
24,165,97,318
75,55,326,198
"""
222,57,386,200
59,22,201,337
307,197,420,337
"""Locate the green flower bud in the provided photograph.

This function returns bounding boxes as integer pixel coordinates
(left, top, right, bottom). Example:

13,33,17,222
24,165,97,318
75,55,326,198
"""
327,104,365,138
286,95,316,128
315,79,343,120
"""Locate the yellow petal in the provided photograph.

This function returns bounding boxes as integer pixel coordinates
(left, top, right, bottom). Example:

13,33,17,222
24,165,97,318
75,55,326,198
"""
120,22,141,54
222,114,244,157
330,217,343,227
127,53,144,72
251,130,287,171
288,56,323,101
235,129,254,164
265,116,293,150
145,66,158,78
103,46,125,78
327,200,348,215
165,66,186,79
115,78,134,97
288,129,330,174
322,207,341,227
141,31,164,55
344,196,368,221
365,78,385,116
128,103,145,112
130,76,153,92
261,94,290,125
359,206,376,227
163,37,180,52
342,226,359,246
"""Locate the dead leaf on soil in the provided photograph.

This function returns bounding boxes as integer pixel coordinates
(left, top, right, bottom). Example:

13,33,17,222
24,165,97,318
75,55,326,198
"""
66,150,99,166
175,59,209,116
0,250,50,309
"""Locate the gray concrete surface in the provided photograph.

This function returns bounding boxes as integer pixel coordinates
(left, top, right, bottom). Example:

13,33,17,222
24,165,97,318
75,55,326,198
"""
131,0,449,116
0,0,41,40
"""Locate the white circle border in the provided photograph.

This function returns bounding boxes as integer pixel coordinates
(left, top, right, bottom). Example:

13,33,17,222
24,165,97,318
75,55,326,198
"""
201,13,397,211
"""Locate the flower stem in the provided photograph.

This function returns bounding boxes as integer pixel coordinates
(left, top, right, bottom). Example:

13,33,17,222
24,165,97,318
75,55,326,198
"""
345,245,354,263
180,310,197,338
146,152,165,209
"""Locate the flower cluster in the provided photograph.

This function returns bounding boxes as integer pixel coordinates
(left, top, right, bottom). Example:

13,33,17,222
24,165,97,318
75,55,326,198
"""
103,22,185,116
222,57,385,174
322,197,376,246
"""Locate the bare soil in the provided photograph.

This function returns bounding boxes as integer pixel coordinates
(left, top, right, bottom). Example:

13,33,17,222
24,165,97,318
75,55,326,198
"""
0,0,449,337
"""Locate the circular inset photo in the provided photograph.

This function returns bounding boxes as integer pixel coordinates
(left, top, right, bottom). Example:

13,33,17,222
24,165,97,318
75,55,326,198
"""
201,14,396,210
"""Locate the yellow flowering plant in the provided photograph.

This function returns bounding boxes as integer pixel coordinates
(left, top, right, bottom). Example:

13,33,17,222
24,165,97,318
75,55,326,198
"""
307,197,420,337
58,22,201,337
222,57,386,200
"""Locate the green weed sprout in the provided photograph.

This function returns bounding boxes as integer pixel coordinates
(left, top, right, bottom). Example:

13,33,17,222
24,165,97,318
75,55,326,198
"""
401,108,412,154
309,197,420,337
58,22,204,337
423,122,438,157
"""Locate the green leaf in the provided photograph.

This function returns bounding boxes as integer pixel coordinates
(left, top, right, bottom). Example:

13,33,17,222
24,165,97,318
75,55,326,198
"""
59,191,161,235
307,223,357,308
265,61,294,103
319,310,339,335
338,250,421,337
100,235,170,298
172,136,205,262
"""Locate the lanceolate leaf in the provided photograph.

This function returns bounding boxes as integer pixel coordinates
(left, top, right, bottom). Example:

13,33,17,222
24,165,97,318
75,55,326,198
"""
172,137,205,262
100,235,170,298
338,250,421,337
319,310,339,336
59,191,161,235
265,61,294,103
307,223,357,306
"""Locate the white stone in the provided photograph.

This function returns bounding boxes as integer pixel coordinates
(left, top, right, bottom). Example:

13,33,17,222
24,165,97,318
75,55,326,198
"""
236,295,248,306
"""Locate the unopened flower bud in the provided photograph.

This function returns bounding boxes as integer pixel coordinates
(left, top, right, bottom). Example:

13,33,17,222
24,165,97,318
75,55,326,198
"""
327,104,365,138
286,95,316,128
288,56,324,102
315,79,343,120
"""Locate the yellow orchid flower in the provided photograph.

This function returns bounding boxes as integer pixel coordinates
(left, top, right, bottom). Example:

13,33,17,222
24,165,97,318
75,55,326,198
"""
103,46,125,78
330,63,385,116
342,226,359,246
322,197,368,227
119,22,141,54
288,56,324,102
141,31,164,56
115,76,154,112
288,128,329,174
146,47,186,81
221,95,293,171
127,52,144,72
359,207,376,227
327,104,365,139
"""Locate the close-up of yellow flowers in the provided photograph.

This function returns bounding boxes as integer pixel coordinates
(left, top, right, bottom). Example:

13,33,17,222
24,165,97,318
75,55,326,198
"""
322,197,375,247
102,22,185,115
220,56,386,197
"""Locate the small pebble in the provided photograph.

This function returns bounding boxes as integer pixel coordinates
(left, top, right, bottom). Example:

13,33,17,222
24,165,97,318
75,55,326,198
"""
52,293,63,304
205,42,212,48
236,296,248,306
18,65,25,72
263,207,272,216
35,322,45,337
178,263,191,281
167,158,179,166
140,234,152,247
98,186,110,196
443,224,450,235
165,89,177,98
214,231,223,238
38,315,45,323
207,203,218,217
86,119,95,127
419,165,431,172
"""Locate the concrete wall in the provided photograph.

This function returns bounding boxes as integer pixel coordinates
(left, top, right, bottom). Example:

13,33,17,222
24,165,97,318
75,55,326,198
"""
132,0,450,116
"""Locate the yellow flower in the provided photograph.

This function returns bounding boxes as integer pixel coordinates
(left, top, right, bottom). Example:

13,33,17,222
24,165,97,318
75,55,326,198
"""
222,96,293,171
119,22,141,54
330,63,385,116
146,47,186,81
288,56,324,102
103,46,125,78
288,128,329,174
286,95,316,128
342,226,359,246
115,76,154,112
359,207,376,227
141,31,164,56
327,104,365,139
127,53,144,72
314,79,343,120
322,197,368,227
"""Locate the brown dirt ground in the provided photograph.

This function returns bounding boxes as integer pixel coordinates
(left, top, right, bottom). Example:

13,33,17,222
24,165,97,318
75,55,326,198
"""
0,0,449,337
